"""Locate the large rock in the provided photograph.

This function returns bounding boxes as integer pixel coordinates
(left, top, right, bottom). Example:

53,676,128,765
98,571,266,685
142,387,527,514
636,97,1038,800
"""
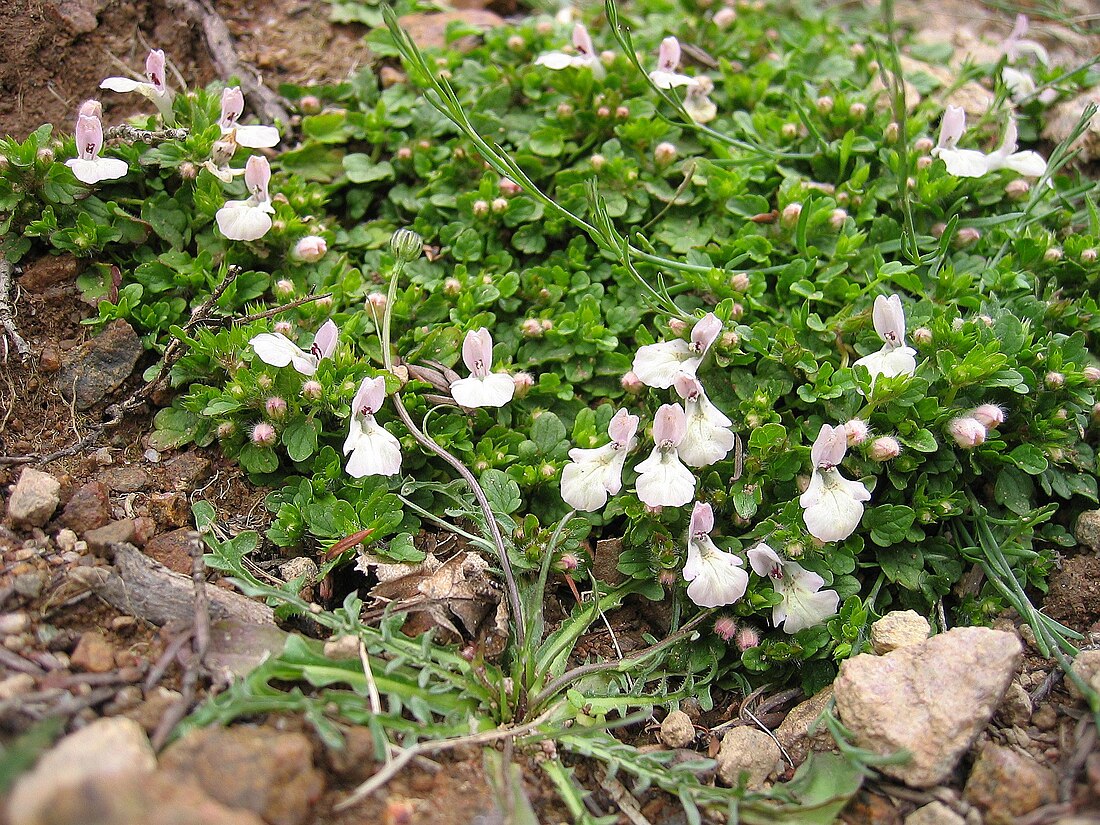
833,626,1021,788
1074,509,1100,552
7,717,156,825
58,319,143,409
160,727,324,825
59,481,110,531
39,771,265,825
963,743,1057,825
775,686,836,766
715,727,780,789
7,468,60,527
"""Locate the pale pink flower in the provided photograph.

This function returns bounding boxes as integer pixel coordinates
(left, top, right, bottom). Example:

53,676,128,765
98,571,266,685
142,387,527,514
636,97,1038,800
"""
747,544,839,633
218,86,280,148
799,424,870,542
683,501,748,608
632,313,722,389
634,404,695,507
560,409,639,511
853,294,918,387
450,328,515,408
674,375,735,467
344,376,401,478
100,48,175,122
217,155,276,241
251,319,338,376
66,102,128,185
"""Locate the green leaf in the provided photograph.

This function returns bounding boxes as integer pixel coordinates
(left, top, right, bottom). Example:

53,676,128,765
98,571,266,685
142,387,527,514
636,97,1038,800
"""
531,411,567,455
344,155,395,183
481,469,522,515
283,416,320,463
240,444,279,474
865,505,916,547
1008,444,1048,475
876,544,923,590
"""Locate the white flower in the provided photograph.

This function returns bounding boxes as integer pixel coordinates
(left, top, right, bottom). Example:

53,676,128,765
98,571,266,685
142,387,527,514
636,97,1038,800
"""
799,424,870,543
203,133,245,183
65,101,128,185
853,294,918,387
100,48,175,123
1003,14,1049,66
683,501,748,608
649,36,699,90
218,86,280,149
747,544,839,634
932,107,1047,179
684,76,717,124
450,328,515,408
634,404,696,507
251,319,338,376
217,155,276,241
674,375,735,467
344,376,401,478
534,23,604,77
632,312,722,389
560,409,639,511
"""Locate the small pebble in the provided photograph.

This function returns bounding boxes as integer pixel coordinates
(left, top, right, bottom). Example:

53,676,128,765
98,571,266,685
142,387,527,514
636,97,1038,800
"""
0,613,30,636
110,616,137,633
1032,704,1057,731
0,673,36,700
143,448,161,463
659,710,697,749
55,529,79,552
92,447,113,466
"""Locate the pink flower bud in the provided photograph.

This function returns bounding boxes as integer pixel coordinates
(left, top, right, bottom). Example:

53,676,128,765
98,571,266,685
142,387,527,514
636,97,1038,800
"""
299,95,322,114
829,208,848,230
621,371,644,394
849,102,867,119
1082,248,1098,263
540,319,553,331
781,122,798,139
294,235,327,262
714,6,736,28
178,161,198,180
1005,179,1030,200
668,318,688,335
736,627,760,651
596,105,611,118
302,380,323,399
558,552,579,571
721,330,740,348
395,147,413,161
916,156,933,170
535,20,553,35
472,199,490,217
315,295,333,310
914,136,934,154
781,202,802,226
615,105,630,119
657,567,676,585
1045,371,1065,389
274,279,295,298
513,371,534,397
491,197,508,213
499,177,522,197
948,416,986,448
590,153,606,171
273,321,293,336
556,102,574,118
654,141,678,165
849,43,866,57
251,422,276,446
869,436,901,462
844,419,869,446
600,50,617,66
955,227,981,247
521,318,543,338
1044,247,1063,262
366,292,387,310
816,95,834,114
714,616,738,642
1084,366,1100,384
911,327,932,345
885,122,899,143
265,396,287,418
970,404,1005,429
507,34,525,51
443,277,462,296
730,272,750,292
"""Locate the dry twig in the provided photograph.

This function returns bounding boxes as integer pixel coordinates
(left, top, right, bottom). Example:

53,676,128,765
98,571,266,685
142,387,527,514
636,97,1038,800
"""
0,253,30,363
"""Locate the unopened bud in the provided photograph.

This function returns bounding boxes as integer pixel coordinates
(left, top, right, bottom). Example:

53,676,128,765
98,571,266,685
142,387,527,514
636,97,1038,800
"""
1044,247,1063,262
535,20,553,35
597,105,611,118
379,66,405,88
885,121,899,143
601,50,617,66
816,95,834,114
781,202,802,226
955,227,981,247
251,422,277,446
829,208,848,230
1083,366,1100,384
1045,371,1065,389
299,95,322,114
931,222,947,239
720,330,740,348
294,235,327,262
849,43,866,57
912,326,932,345
781,122,798,139
274,321,293,336
914,136,934,154
869,436,901,461
844,418,869,446
948,416,986,448
736,627,760,651
849,102,867,119
302,380,323,400
714,6,736,27
507,34,524,51
970,404,1005,429
916,156,933,170
1081,248,1098,263
366,292,387,310
668,318,688,335
391,228,423,263
178,161,198,180
556,102,573,118
491,197,508,213
557,551,579,571
1005,179,1030,200
265,396,288,418
714,616,738,641
499,177,522,197
513,371,534,397
730,272,750,292
472,199,490,217
654,141,678,165
590,153,606,171
521,318,544,338
621,371,645,394
443,277,462,296
395,146,412,161
274,279,295,298
217,421,236,439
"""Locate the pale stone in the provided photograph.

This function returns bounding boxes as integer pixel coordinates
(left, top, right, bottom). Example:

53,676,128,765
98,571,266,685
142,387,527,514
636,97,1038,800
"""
871,610,931,654
7,469,60,527
716,727,780,789
774,685,836,766
1068,649,1100,701
905,801,965,825
659,710,696,749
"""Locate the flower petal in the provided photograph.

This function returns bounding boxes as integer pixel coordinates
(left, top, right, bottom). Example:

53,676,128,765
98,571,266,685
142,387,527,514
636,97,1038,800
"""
216,202,273,241
632,340,695,388
66,157,128,184
451,373,515,408
344,416,402,478
100,77,145,93
233,124,281,149
635,448,695,507
250,332,317,375
801,468,868,542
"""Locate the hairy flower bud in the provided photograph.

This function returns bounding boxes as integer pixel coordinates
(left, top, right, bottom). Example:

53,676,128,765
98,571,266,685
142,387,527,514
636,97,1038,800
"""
714,616,738,641
781,202,802,226
178,161,198,180
1005,179,1030,200
274,279,295,298
1081,248,1098,263
596,105,611,118
868,436,901,462
507,34,525,51
1044,247,1063,262
654,141,678,165
714,6,736,28
499,177,522,197
556,102,574,118
390,228,423,263
265,396,288,418
521,318,544,338
844,418,869,445
948,416,986,448
668,318,688,335
273,321,293,336
913,136,934,155
829,208,848,230
911,326,932,345
251,422,277,446
491,197,508,213
472,199,490,217
217,421,236,439
621,371,644,394
299,94,322,114
781,122,798,139
443,277,462,296
955,227,981,247
849,102,867,119
970,404,1005,429
721,330,740,348
1084,366,1100,384
1045,371,1065,389
301,380,323,400
294,235,327,262
366,292,387,310
314,295,333,310
590,153,606,171
816,95,834,114
730,272,750,293
885,121,899,143
513,371,534,397
736,627,760,651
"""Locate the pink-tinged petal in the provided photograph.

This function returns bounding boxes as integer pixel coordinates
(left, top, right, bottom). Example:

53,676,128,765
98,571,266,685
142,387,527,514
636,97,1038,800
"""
657,36,681,73
648,69,698,90
679,394,735,467
74,114,103,160
1004,151,1047,178
673,374,702,401
145,49,167,93
937,105,966,150
535,51,573,70
220,86,245,129
778,585,839,634
344,415,402,478
216,202,273,241
810,424,847,469
561,457,613,511
250,332,317,375
100,76,144,93
632,339,695,388
451,373,515,408
233,124,281,149
747,544,782,578
66,157,128,185
244,155,271,202
314,319,339,359
78,99,102,119
608,408,640,446
934,147,990,178
572,23,594,56
689,501,713,536
353,376,386,415
634,448,695,507
995,117,1020,158
461,327,494,377
872,294,906,346
690,312,722,352
652,403,687,446
684,537,748,608
801,468,868,542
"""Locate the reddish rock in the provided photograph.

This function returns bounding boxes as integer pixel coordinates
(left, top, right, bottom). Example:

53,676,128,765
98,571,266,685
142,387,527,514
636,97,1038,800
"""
148,492,190,528
59,482,110,532
963,743,1056,825
143,528,196,575
70,632,115,673
58,320,143,410
163,453,212,492
101,467,151,493
19,254,80,292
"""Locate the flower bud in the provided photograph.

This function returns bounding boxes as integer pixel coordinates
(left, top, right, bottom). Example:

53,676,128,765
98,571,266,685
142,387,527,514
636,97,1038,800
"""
600,50,617,66
714,6,736,28
1005,179,1030,200
1094,402,1100,420
849,102,867,119
869,436,901,462
781,202,802,226
1083,366,1100,384
499,177,522,197
491,197,508,213
472,199,490,217
178,161,198,180
657,567,676,584
720,330,740,348
916,156,933,170
395,146,412,161
443,277,462,296
849,43,866,58
948,416,986,448
730,272,750,292
1044,247,1063,262
621,371,645,394
257,374,274,390
513,371,534,397
294,235,327,262
654,141,678,166
596,105,611,118
1045,371,1065,389
366,291,387,310
557,551,579,571
829,208,848,230
912,326,932,345
714,616,738,642
391,228,423,263
913,136,934,155
885,121,899,143
955,227,981,247
299,95,322,114
556,102,574,118
274,321,294,336
302,380,323,400
251,422,277,446
736,627,760,651
265,396,288,418
507,34,525,51
521,318,544,338
781,122,798,139
844,418,869,446
314,295,333,310
536,19,553,34
668,318,688,335
816,95,834,114
1054,408,1067,421
274,279,295,298
589,154,607,173
970,404,1005,429
1081,248,1098,263
217,421,236,440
